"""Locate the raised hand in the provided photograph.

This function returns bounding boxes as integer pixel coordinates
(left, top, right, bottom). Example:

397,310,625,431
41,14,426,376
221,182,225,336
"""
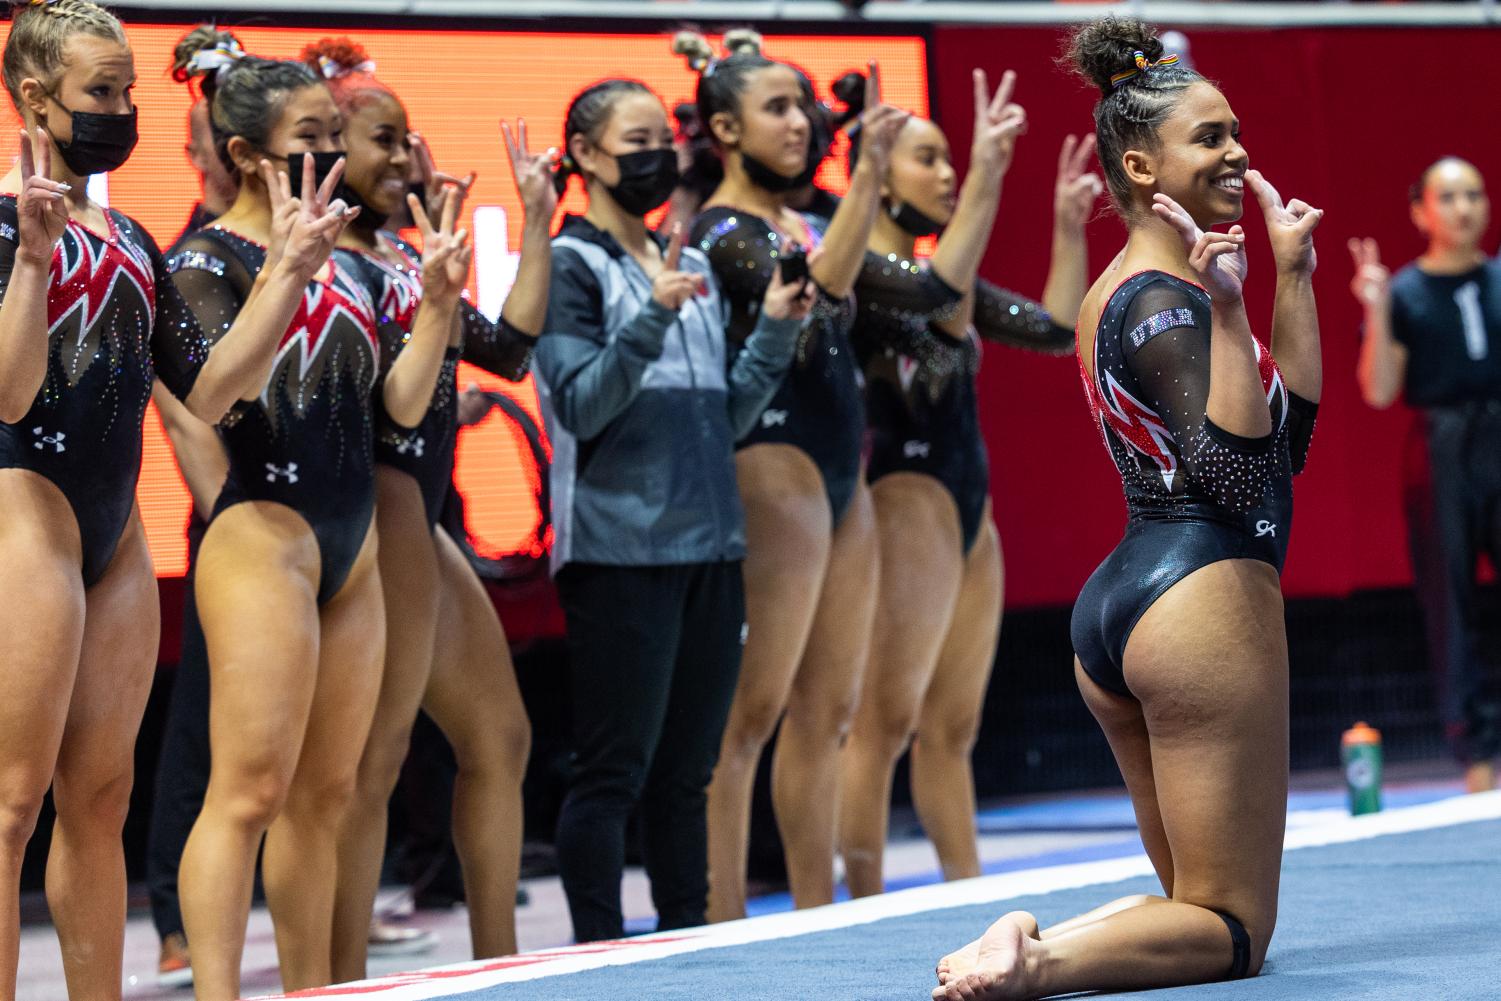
1152,191,1247,303
854,62,910,177
408,185,472,305
502,118,557,223
15,127,70,264
411,131,477,222
259,158,300,275
1347,237,1390,310
276,152,358,283
1247,169,1323,277
651,223,706,311
761,245,817,322
970,69,1028,179
1054,134,1103,232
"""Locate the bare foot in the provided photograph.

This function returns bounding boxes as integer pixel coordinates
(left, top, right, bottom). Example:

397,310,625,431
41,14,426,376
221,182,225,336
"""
936,913,1037,985
1466,761,1496,794
931,913,1039,1001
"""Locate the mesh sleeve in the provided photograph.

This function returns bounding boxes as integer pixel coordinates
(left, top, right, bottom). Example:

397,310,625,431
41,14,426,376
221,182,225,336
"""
459,301,535,382
165,232,257,348
1123,279,1275,512
973,280,1073,354
138,219,209,402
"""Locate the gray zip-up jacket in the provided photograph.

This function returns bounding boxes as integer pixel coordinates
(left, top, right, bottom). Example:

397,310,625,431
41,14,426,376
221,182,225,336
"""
535,215,801,574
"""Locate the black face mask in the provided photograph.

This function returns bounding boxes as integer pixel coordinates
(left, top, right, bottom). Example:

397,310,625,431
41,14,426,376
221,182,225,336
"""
285,151,344,195
741,150,808,194
605,148,679,216
886,199,946,238
49,100,137,176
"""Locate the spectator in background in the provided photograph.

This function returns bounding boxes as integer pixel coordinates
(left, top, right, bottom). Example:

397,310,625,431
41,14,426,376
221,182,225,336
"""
1351,157,1501,793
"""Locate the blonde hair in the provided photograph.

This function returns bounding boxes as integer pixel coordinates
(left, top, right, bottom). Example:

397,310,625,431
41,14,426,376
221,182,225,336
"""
3,0,127,109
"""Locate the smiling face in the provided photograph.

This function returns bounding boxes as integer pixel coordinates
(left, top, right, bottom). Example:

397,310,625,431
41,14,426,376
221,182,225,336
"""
884,117,957,226
1412,159,1489,252
1124,81,1248,228
22,33,135,144
712,63,810,181
340,93,412,218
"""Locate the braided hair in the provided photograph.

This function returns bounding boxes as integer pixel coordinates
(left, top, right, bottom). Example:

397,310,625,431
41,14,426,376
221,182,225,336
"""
1064,16,1205,214
3,0,127,110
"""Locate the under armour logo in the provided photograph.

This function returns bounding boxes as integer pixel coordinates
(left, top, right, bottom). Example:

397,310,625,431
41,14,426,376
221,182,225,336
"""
31,427,65,453
265,462,299,484
396,435,426,458
1255,519,1277,538
761,409,788,428
903,440,931,459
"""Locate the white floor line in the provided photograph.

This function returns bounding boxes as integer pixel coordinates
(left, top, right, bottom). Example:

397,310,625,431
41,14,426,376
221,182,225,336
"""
276,791,1501,1000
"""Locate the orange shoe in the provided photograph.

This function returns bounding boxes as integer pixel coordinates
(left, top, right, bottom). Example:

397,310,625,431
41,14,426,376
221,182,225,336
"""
157,931,192,988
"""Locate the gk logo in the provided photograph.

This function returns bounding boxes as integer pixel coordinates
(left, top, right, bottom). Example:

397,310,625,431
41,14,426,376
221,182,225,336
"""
265,462,300,484
396,436,426,458
31,427,65,453
1255,519,1277,538
903,440,931,459
761,409,789,428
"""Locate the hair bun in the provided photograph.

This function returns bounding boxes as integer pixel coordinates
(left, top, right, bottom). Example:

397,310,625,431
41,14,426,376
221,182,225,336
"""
1066,16,1164,95
722,28,763,58
299,36,373,79
672,30,716,73
171,25,244,85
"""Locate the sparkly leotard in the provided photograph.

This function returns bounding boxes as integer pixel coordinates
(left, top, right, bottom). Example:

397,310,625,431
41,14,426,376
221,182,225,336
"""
0,196,208,586
1070,270,1318,695
168,228,379,604
855,252,1072,553
690,207,863,523
342,233,535,526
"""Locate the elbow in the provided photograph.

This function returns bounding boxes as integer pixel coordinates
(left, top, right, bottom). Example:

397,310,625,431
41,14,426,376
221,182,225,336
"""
181,388,231,426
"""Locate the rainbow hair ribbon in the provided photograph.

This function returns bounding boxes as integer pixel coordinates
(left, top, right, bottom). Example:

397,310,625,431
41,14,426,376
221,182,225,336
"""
1109,51,1180,91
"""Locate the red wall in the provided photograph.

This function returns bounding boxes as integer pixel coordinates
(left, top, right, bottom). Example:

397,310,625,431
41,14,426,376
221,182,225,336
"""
930,24,1501,607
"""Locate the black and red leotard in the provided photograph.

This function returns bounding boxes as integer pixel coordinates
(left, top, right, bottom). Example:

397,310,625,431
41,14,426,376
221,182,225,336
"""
341,232,535,527
1071,270,1318,695
168,228,380,604
855,251,1073,554
0,196,209,586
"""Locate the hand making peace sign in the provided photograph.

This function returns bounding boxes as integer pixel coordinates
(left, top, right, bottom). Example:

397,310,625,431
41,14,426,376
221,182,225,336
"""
1247,168,1323,277
502,118,557,224
263,151,359,283
969,69,1027,179
408,185,473,306
15,127,70,265
1152,191,1248,304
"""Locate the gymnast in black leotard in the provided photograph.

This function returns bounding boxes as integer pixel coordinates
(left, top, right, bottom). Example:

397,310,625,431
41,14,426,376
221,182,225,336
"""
935,19,1324,1001
167,37,390,999
0,7,352,997
1072,269,1317,694
170,225,379,602
672,29,910,919
839,74,1101,901
300,39,550,975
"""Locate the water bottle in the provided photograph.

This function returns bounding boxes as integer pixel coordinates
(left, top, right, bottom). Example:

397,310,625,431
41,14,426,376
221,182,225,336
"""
1341,721,1383,816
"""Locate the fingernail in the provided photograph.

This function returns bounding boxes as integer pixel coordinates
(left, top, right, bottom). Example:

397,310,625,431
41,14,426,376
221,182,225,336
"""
57,183,70,192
